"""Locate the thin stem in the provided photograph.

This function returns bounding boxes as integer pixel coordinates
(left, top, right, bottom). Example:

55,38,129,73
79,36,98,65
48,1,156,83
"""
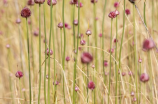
43,2,47,104
38,4,42,104
48,2,53,104
26,18,32,104
118,0,125,103
133,4,138,104
115,16,118,104
72,0,80,103
72,4,76,50
108,19,113,104
62,0,66,103
87,36,90,103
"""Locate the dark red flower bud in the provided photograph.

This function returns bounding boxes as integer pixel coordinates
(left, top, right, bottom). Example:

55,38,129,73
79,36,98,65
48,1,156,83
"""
47,0,57,6
81,52,93,64
108,11,116,19
46,48,53,56
142,39,154,51
66,56,70,62
140,73,149,83
28,0,34,6
34,0,45,4
91,0,98,3
80,39,86,45
58,22,63,28
114,2,119,8
76,2,83,8
21,7,31,18
15,71,23,79
88,81,95,90
104,60,108,67
125,9,131,15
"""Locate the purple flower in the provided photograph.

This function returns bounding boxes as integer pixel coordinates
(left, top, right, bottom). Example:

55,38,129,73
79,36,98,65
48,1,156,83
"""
66,56,70,62
75,86,79,91
91,0,98,3
140,73,149,83
114,2,119,8
76,2,83,8
80,39,86,45
108,11,116,19
104,60,108,67
125,9,131,15
16,18,21,24
34,0,45,4
21,7,31,18
88,81,95,90
86,30,92,36
143,39,154,51
15,71,23,79
81,52,93,64
58,22,63,28
47,0,57,6
28,0,35,6
73,20,78,25
46,48,53,56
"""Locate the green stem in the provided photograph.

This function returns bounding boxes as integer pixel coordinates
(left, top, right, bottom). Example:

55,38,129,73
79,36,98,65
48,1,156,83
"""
73,0,80,103
48,2,53,104
87,36,89,103
108,19,113,104
43,2,47,104
60,29,63,62
26,18,32,104
38,4,42,104
62,0,66,103
118,0,125,103
72,4,76,50
115,16,118,104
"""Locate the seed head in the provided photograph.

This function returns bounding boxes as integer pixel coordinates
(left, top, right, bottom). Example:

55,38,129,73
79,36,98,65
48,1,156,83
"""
140,73,149,83
47,0,57,6
81,52,93,64
21,7,31,18
15,71,23,79
88,81,95,90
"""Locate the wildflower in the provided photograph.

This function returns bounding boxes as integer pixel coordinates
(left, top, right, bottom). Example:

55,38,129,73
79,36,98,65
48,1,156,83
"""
104,60,108,67
34,0,45,4
128,71,133,76
91,64,95,68
75,86,79,91
27,0,34,6
133,97,137,102
81,52,93,64
91,0,98,3
15,71,23,79
140,73,149,83
143,39,154,51
6,44,10,48
47,0,57,6
21,7,31,18
114,2,119,8
131,91,135,96
34,30,39,36
73,20,78,25
46,48,53,56
53,81,59,85
86,30,92,36
122,72,126,76
65,23,71,29
80,39,86,45
115,10,119,16
76,2,83,8
138,58,142,63
129,0,136,4
125,9,131,15
88,81,95,90
114,38,118,43
66,56,70,62
16,18,21,24
99,33,102,37
108,48,114,53
108,11,116,19
58,22,63,28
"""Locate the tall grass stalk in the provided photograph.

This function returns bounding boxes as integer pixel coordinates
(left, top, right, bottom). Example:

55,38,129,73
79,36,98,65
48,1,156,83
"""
115,16,118,104
93,2,97,104
43,2,47,104
133,4,138,104
73,0,80,103
87,36,90,103
38,4,42,104
26,18,32,104
48,1,53,103
108,19,113,104
62,0,66,103
72,5,76,50
118,0,125,103
102,0,107,103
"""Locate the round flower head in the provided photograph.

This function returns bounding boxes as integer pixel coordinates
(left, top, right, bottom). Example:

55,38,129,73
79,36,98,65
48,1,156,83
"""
108,11,116,19
65,23,71,29
115,10,119,16
138,58,142,63
21,7,31,18
80,39,86,45
73,20,78,25
128,71,133,76
114,38,118,43
91,0,98,3
88,81,95,90
99,33,102,37
75,86,79,91
6,44,10,48
91,64,95,68
140,73,149,83
81,52,93,64
34,30,39,36
122,72,126,76
3,0,7,5
109,48,114,53
129,0,136,4
34,0,45,4
133,97,137,102
86,30,92,36
66,56,70,62
58,22,63,28
28,0,35,6
15,71,23,79
76,2,83,8
16,18,21,24
143,39,154,51
131,91,135,96
28,20,31,25
125,9,131,15
46,48,53,56
53,81,59,85
104,60,108,67
114,2,119,8
47,0,57,6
